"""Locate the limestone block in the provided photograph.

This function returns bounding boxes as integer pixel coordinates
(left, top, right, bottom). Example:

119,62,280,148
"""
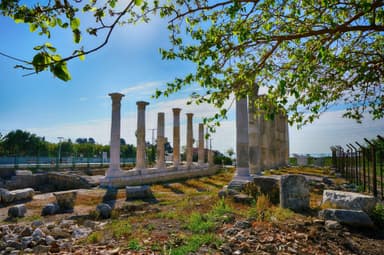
96,203,112,219
15,170,33,176
0,188,13,203
8,204,27,218
322,190,377,213
125,185,152,200
280,174,309,211
252,175,281,204
319,209,374,228
10,188,34,202
53,191,77,212
41,203,60,216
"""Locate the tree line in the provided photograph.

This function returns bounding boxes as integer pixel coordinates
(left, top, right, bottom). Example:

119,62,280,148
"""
0,130,136,158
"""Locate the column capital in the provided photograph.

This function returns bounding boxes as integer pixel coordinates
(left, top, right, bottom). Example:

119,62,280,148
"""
136,101,149,109
172,108,182,114
109,92,125,100
186,113,194,117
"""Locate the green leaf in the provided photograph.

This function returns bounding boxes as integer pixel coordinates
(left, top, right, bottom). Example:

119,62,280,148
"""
29,23,38,32
78,51,85,61
109,0,117,8
134,0,143,6
32,52,49,72
73,29,81,43
45,43,56,52
70,18,80,30
53,62,71,81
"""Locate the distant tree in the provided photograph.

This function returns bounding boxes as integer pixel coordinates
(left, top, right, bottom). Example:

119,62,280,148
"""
75,138,87,144
1,130,45,156
226,148,235,159
120,138,126,146
88,137,95,144
164,141,173,154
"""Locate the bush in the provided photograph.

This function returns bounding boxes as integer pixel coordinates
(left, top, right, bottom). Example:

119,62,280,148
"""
371,203,384,228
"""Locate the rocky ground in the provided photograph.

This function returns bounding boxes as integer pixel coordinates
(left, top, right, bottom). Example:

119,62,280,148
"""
0,167,383,254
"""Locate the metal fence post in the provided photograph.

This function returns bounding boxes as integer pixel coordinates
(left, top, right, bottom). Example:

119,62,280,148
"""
365,138,377,197
356,142,366,192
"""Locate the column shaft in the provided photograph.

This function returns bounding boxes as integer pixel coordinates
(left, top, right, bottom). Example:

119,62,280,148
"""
186,113,194,168
248,98,261,175
172,108,181,168
136,101,149,169
107,93,124,177
198,123,205,166
235,98,250,178
156,112,165,169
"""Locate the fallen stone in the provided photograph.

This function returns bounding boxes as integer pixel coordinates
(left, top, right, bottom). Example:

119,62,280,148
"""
21,236,33,248
45,235,55,245
41,203,59,216
8,204,27,218
319,209,374,228
251,175,280,204
53,190,77,212
15,170,33,176
10,188,34,202
72,227,92,239
233,221,252,229
233,194,253,204
325,220,342,231
0,188,13,203
49,227,71,239
125,185,152,200
31,220,44,229
32,228,45,242
322,190,377,213
96,203,112,219
20,226,32,237
280,174,310,211
33,245,49,254
227,179,252,191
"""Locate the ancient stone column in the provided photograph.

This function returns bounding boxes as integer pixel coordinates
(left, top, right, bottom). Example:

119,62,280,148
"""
106,93,124,177
136,101,149,170
198,123,205,166
156,112,165,169
283,114,290,165
208,139,214,167
186,113,194,168
172,108,181,168
248,98,261,175
235,98,251,178
260,112,269,171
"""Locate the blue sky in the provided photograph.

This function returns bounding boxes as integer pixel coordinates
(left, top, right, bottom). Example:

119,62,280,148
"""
0,8,383,155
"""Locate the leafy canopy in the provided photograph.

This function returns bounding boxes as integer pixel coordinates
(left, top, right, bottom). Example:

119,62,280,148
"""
1,0,383,127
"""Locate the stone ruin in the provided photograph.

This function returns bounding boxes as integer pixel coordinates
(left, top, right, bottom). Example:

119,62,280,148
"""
100,93,217,188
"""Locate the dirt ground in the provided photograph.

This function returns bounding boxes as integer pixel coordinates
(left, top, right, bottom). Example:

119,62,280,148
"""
1,167,383,254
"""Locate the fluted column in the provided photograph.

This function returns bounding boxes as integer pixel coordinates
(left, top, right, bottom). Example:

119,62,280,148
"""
208,139,214,167
136,101,149,170
283,114,290,165
248,97,261,175
172,108,181,168
106,93,124,177
198,123,205,166
156,112,165,169
235,98,250,178
186,113,194,168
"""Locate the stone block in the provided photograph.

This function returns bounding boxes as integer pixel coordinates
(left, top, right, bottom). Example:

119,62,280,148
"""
10,188,34,202
125,185,152,200
41,203,60,216
319,209,374,228
322,190,377,213
0,188,13,203
96,203,112,219
233,194,253,204
280,174,310,211
8,204,27,218
251,175,281,204
15,170,33,176
53,191,77,212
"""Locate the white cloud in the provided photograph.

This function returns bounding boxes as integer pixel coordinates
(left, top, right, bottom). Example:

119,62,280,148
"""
120,81,163,95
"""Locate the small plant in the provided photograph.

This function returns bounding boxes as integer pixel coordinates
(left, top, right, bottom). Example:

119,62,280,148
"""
170,234,221,255
250,194,271,221
108,219,132,238
187,213,216,233
270,207,294,221
128,239,142,251
371,203,384,228
87,231,103,243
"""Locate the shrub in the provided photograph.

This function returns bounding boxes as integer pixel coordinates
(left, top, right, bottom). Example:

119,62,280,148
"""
371,203,384,228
